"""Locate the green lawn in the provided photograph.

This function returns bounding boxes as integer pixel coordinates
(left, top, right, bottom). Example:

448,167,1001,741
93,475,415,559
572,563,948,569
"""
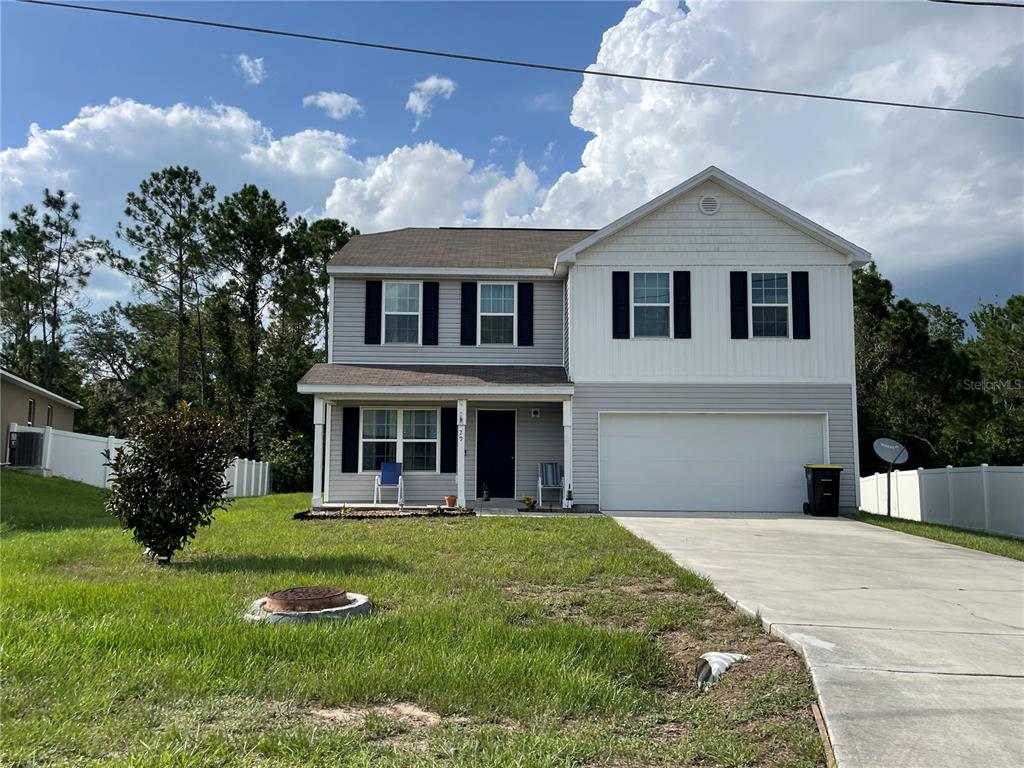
853,510,1024,561
1,470,823,767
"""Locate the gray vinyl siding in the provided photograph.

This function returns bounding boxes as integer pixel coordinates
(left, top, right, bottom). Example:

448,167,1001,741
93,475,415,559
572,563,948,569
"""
326,400,563,503
465,401,563,500
327,401,455,504
332,278,565,365
571,382,857,510
562,279,570,369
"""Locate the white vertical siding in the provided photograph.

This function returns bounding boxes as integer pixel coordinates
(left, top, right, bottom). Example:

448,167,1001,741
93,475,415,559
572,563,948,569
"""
568,180,857,383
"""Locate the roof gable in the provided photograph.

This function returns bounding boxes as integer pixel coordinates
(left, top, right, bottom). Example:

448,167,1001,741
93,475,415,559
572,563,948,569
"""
555,166,870,267
0,369,83,409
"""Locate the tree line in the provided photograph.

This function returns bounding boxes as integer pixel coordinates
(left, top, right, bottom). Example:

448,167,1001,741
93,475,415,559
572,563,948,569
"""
1,167,356,490
1,167,1020,489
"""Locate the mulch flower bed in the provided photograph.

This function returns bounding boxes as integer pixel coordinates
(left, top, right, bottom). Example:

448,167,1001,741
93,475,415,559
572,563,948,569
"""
294,507,474,521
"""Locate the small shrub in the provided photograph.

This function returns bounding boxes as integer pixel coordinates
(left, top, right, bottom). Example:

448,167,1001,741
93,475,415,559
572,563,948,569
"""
105,402,233,563
521,495,537,510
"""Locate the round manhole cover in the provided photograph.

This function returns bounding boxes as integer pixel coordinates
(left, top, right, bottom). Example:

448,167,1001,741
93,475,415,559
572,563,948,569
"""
265,586,351,612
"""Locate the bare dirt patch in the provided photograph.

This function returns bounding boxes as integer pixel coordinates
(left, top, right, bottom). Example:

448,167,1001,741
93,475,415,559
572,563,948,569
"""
309,702,443,729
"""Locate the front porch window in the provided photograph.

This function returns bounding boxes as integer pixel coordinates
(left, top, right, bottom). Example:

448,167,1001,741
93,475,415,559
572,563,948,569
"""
360,408,439,472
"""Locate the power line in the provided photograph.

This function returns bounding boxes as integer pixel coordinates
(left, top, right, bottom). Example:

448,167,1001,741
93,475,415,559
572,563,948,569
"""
16,0,1024,121
926,0,1024,8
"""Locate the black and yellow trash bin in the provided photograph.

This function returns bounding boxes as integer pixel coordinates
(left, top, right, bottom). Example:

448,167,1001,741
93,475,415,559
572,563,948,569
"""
803,464,843,516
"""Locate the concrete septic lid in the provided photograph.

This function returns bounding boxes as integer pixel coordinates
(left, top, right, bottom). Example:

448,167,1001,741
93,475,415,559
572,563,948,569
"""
244,593,372,624
265,586,351,612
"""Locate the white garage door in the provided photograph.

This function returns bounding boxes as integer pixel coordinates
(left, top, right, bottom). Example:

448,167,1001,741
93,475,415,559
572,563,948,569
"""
599,413,826,512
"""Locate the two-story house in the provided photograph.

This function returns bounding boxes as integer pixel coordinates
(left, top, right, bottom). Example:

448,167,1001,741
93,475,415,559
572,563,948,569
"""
297,166,869,513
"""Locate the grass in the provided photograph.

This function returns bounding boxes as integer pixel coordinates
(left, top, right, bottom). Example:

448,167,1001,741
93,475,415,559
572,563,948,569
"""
1,470,824,767
853,510,1024,561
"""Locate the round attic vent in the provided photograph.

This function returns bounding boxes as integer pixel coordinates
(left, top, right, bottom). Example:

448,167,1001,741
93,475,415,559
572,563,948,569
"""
698,195,720,215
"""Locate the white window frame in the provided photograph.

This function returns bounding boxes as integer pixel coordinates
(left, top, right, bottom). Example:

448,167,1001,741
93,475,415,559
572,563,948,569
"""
26,398,35,427
477,282,517,346
46,405,53,427
382,281,423,346
749,271,792,340
630,271,672,339
358,407,441,474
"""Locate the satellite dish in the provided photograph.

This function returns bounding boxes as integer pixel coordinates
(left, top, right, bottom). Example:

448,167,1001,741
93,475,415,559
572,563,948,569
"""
873,438,909,466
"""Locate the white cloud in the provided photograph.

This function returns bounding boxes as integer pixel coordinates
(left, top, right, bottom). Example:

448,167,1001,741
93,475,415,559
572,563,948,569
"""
511,0,1023,280
236,54,266,85
302,91,364,120
527,92,563,112
405,75,456,131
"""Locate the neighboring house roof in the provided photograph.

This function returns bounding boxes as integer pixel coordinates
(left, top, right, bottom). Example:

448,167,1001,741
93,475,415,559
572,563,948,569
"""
327,227,595,273
298,363,572,394
0,369,83,410
555,165,872,267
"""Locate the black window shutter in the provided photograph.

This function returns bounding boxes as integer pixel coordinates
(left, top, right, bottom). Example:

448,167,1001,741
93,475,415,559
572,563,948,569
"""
460,282,477,345
341,407,359,473
612,271,630,339
423,282,439,345
672,271,691,339
729,271,748,339
440,407,457,473
792,271,810,339
517,282,534,346
364,281,382,345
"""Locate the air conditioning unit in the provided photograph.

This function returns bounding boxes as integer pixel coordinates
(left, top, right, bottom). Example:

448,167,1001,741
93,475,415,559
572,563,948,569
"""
7,431,43,467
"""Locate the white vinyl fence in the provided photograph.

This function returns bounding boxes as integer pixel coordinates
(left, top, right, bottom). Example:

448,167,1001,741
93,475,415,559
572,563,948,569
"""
224,457,272,498
5,423,271,498
860,465,1024,538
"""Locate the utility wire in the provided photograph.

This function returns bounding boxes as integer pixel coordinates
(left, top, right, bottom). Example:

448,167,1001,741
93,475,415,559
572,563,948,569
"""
926,0,1024,8
16,0,1024,121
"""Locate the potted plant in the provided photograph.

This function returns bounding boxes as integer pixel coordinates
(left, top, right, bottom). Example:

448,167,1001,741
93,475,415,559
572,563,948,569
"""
444,495,457,508
521,494,537,510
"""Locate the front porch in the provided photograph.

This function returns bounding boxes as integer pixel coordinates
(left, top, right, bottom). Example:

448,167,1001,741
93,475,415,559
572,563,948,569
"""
298,364,574,511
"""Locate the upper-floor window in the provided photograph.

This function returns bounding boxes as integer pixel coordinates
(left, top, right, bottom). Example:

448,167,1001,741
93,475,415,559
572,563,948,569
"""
751,272,789,338
383,282,420,344
479,283,516,345
633,272,670,337
360,408,439,472
26,398,35,426
46,405,53,427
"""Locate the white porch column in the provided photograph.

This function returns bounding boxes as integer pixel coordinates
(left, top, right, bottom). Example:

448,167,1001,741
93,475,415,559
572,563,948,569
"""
312,397,326,508
562,399,573,508
456,399,467,507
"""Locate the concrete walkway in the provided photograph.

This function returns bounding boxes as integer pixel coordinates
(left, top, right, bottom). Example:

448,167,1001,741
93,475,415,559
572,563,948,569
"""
611,512,1024,768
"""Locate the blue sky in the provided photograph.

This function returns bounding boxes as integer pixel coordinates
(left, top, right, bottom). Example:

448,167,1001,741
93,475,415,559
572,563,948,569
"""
2,1,627,203
2,1,1022,320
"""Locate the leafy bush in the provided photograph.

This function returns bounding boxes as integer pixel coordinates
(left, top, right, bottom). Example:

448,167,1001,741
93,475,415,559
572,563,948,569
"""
106,402,233,562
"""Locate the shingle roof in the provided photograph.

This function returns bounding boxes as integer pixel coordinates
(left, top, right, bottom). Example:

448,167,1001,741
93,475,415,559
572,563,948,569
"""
298,363,571,389
327,228,595,271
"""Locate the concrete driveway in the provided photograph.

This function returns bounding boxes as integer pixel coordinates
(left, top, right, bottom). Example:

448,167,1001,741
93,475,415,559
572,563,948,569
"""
610,512,1024,768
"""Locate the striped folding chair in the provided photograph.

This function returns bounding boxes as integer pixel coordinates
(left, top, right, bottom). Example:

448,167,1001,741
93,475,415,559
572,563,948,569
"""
537,462,563,507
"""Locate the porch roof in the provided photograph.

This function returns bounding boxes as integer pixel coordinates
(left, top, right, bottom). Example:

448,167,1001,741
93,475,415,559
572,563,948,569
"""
297,363,573,398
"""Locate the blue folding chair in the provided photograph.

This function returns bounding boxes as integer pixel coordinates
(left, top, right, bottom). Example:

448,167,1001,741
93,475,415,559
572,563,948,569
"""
537,462,563,507
374,462,404,505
